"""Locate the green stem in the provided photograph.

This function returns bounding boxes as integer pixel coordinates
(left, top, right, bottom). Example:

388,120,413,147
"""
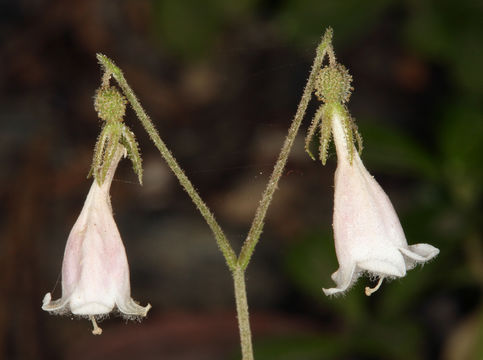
97,54,237,271
233,267,254,360
237,28,333,269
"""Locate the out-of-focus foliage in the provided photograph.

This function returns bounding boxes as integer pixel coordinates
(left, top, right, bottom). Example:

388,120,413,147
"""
404,0,483,94
1,0,482,358
276,0,396,46
152,0,257,59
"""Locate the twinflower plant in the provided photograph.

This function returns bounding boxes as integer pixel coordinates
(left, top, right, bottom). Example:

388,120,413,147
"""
43,28,438,359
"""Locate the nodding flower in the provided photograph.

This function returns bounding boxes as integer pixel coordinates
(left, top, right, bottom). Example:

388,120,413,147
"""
323,106,439,296
42,146,150,334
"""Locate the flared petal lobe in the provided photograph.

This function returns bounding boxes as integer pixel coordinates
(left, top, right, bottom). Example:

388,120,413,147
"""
323,110,439,296
42,147,150,318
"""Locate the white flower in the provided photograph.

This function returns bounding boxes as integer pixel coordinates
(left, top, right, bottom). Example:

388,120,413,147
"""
323,109,439,296
42,147,150,334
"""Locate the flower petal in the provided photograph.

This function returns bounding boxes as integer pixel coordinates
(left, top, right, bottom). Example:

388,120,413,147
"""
42,293,69,314
70,300,113,315
399,243,440,269
117,298,151,317
357,256,406,278
323,264,357,296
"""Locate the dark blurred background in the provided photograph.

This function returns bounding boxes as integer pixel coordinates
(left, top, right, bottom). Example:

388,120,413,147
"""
1,0,482,359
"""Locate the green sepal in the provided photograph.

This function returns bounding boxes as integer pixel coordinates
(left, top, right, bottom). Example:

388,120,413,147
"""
89,121,123,185
120,124,143,185
88,124,109,180
305,105,324,160
319,107,332,165
98,123,122,184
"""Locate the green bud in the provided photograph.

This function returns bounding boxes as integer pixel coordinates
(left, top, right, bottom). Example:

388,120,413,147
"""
94,86,127,122
314,64,352,104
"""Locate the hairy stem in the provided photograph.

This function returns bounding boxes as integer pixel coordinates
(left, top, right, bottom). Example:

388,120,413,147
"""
97,54,237,270
237,28,333,269
233,267,254,360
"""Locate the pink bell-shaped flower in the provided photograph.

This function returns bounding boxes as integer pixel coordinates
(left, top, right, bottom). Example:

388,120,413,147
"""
323,109,439,296
42,146,150,333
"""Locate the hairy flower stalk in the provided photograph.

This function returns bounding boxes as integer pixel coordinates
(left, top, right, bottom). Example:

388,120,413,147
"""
43,142,150,332
305,51,439,296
